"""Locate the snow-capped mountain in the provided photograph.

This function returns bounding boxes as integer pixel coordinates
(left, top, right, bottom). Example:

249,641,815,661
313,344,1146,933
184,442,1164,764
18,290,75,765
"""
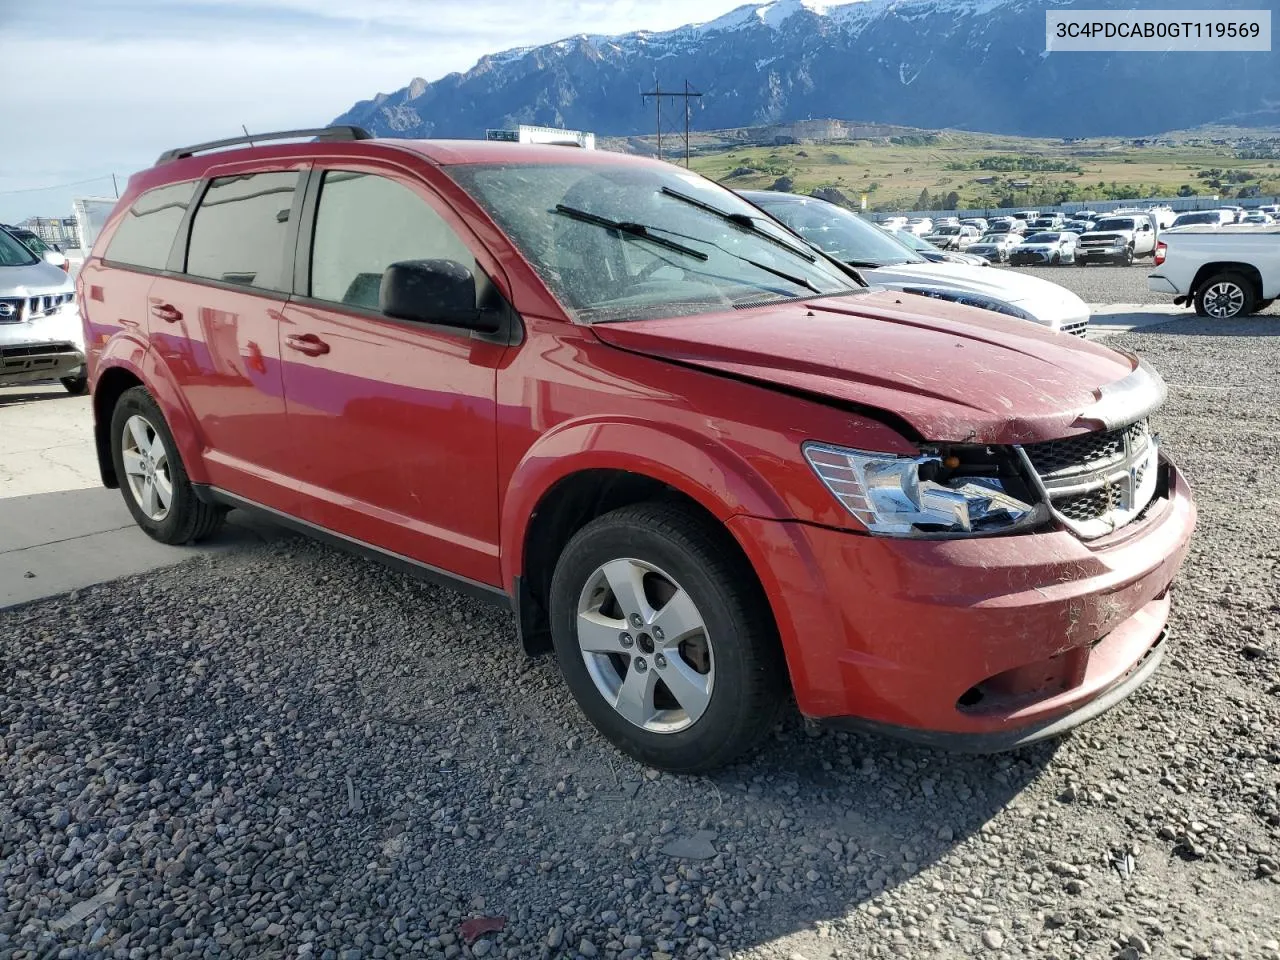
332,0,1280,139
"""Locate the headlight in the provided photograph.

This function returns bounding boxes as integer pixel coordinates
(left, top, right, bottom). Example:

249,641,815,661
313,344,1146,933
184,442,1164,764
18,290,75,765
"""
803,443,1044,537
897,286,1034,322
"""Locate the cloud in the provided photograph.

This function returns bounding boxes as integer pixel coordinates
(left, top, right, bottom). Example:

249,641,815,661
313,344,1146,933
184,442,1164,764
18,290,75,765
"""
0,0,744,221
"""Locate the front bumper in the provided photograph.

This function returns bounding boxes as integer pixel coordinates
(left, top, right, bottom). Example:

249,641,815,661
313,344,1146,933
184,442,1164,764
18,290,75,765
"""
1078,246,1125,261
0,342,84,385
728,459,1196,749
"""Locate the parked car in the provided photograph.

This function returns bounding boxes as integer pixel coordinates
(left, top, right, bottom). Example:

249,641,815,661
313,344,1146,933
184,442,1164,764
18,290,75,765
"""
741,192,1090,334
1066,219,1096,235
1013,210,1040,222
934,216,960,228
1009,231,1078,266
1219,205,1246,223
83,129,1194,770
1150,224,1279,318
2,225,69,271
1242,212,1274,225
890,229,990,266
1170,210,1234,229
1073,210,1099,222
924,224,980,251
961,218,989,233
1076,213,1158,266
1028,216,1064,232
967,232,1024,264
0,226,84,392
905,217,934,236
879,216,908,231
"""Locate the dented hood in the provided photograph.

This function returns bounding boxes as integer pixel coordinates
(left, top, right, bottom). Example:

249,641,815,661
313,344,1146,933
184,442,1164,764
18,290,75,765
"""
591,290,1147,444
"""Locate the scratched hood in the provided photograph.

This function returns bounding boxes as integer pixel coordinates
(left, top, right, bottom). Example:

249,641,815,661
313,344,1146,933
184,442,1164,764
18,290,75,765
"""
591,290,1144,444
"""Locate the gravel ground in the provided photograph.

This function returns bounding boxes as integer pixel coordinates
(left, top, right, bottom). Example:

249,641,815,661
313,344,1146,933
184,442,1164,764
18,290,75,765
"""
1002,260,1280,314
3,317,1279,960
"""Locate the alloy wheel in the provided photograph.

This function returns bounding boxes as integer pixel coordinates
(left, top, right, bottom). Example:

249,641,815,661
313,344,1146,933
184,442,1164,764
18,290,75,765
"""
1203,281,1246,319
576,558,714,734
121,414,173,522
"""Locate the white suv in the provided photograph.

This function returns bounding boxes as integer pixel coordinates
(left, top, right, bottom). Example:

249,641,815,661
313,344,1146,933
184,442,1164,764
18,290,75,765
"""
0,227,84,393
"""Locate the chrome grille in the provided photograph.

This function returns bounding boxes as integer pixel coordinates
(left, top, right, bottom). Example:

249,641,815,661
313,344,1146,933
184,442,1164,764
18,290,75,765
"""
1018,419,1158,539
0,292,73,323
1060,319,1089,338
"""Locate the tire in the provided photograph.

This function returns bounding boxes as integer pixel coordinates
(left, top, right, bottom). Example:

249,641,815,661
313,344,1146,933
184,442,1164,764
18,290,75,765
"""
1194,272,1256,320
1077,256,1088,267
1122,246,1134,267
1051,253,1061,266
549,502,787,773
109,386,226,545
1254,298,1274,314
60,373,88,395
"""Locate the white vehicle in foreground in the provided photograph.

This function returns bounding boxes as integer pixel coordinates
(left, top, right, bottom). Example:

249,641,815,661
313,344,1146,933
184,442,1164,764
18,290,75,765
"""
1149,225,1280,319
743,191,1091,336
0,227,84,392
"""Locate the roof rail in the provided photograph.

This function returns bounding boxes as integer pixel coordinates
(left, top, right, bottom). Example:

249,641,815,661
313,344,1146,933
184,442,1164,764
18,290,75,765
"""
155,125,373,166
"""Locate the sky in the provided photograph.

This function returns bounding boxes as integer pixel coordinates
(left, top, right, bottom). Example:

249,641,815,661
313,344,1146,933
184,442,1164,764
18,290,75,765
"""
0,0,749,223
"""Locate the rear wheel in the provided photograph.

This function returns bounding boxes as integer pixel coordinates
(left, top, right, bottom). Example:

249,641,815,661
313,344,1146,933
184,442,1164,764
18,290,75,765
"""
549,502,787,772
1194,272,1256,320
110,386,226,544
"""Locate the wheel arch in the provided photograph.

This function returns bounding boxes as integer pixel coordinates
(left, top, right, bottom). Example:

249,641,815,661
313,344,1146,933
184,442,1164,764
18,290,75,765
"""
1191,262,1264,300
503,422,792,656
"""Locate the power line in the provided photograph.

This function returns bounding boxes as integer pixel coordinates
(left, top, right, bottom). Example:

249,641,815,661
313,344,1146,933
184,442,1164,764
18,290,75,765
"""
0,175,118,197
641,81,702,167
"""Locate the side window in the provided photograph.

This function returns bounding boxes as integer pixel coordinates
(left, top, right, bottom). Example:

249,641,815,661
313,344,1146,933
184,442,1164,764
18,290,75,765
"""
186,172,299,291
309,171,490,311
103,181,197,270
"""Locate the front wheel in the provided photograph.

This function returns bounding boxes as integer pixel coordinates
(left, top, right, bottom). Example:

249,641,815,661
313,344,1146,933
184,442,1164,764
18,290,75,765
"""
1122,246,1134,266
1077,256,1088,267
549,502,787,772
1051,253,1061,266
1194,272,1256,319
60,373,88,395
110,386,226,544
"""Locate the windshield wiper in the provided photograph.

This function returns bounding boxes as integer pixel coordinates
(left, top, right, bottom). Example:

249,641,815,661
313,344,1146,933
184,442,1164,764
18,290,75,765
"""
659,187,817,262
734,257,821,295
552,205,708,261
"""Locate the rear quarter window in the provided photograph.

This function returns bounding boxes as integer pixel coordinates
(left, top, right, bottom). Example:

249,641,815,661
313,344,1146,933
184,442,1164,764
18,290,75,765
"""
103,181,198,269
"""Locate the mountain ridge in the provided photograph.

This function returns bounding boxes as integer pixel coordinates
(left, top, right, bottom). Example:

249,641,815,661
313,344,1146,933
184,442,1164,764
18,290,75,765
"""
332,0,1280,140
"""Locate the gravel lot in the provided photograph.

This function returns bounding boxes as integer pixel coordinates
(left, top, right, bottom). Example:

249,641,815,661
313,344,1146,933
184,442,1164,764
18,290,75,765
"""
3,315,1279,960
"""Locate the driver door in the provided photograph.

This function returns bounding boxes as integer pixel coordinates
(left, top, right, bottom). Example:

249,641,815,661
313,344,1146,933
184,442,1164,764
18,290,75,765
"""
278,167,510,586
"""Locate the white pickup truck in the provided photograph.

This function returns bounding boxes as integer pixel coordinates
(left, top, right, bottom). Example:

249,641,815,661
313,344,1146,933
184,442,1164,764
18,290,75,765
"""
1148,225,1279,319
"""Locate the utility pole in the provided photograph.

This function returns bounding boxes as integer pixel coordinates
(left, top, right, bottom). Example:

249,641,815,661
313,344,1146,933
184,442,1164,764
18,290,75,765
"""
641,81,702,166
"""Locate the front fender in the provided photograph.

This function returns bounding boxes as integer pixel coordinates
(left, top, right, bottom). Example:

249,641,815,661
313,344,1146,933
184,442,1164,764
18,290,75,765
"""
94,337,209,486
498,417,792,587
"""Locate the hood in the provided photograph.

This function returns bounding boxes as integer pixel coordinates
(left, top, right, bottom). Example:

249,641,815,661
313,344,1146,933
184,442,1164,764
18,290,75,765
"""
861,261,1088,328
0,259,74,296
590,290,1139,445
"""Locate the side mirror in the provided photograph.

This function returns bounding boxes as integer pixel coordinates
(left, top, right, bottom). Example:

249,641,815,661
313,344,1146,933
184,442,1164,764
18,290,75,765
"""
379,259,501,333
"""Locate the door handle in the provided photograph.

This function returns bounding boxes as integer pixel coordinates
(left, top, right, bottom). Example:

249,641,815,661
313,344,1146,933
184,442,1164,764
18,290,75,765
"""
150,303,182,323
285,333,331,357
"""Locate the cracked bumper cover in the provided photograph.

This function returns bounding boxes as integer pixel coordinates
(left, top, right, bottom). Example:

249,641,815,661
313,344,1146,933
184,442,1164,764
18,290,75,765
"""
727,460,1195,750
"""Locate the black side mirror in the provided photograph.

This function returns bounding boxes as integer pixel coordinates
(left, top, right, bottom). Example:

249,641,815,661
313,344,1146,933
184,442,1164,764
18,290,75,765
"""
379,259,501,333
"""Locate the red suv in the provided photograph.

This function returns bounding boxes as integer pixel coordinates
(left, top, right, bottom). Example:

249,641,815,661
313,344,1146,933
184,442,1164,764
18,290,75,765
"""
79,127,1196,771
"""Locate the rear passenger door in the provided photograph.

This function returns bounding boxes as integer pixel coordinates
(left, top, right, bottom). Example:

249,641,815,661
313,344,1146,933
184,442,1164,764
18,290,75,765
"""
146,168,305,512
278,167,509,587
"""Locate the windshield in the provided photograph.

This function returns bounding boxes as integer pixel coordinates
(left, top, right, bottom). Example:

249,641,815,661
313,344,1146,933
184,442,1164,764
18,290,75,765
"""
449,163,856,323
1173,213,1217,225
1024,233,1062,243
750,196,925,267
1094,218,1137,231
13,231,50,254
975,234,1006,244
892,230,938,253
0,229,39,267
932,226,961,235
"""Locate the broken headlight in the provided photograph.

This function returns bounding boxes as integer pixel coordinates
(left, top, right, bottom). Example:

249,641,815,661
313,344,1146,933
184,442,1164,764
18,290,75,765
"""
803,442,1046,538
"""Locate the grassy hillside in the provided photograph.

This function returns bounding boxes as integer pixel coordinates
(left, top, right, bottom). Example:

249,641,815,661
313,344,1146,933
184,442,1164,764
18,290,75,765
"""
678,129,1280,212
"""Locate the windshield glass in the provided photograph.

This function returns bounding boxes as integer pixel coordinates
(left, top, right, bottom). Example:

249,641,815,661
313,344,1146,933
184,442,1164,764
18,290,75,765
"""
0,229,39,267
1094,218,1137,231
1024,233,1061,243
14,231,50,254
1173,213,1217,225
975,234,1006,244
749,196,924,267
932,226,961,235
892,230,938,252
449,163,856,323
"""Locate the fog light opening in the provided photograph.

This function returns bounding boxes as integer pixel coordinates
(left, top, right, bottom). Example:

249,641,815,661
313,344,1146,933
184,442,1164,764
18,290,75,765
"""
957,685,985,708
